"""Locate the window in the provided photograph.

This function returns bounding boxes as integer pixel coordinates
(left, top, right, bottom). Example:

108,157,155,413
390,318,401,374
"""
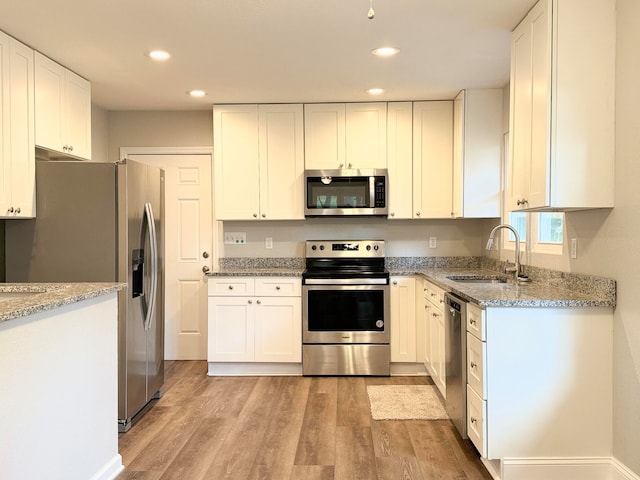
538,212,563,244
505,212,564,255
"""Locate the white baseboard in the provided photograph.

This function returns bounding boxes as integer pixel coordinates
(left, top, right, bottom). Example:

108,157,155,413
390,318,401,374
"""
390,362,428,376
500,457,640,480
89,454,124,480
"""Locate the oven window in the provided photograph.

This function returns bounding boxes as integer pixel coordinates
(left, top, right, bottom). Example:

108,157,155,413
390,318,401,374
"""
306,177,370,209
307,290,384,331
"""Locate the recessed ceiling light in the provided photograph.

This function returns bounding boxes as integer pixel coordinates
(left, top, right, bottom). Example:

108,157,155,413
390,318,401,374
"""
371,47,400,57
147,50,171,61
188,90,207,98
366,88,385,95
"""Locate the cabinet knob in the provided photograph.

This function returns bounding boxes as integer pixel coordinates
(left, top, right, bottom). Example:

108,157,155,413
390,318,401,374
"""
69,145,74,152
276,286,281,290
202,266,210,273
470,361,477,369
261,213,266,218
470,417,477,424
392,280,398,286
253,213,258,218
202,251,210,258
347,163,352,168
470,318,476,325
256,299,261,304
248,299,253,304
390,212,395,217
416,212,421,217
228,285,234,290
339,163,344,168
7,207,14,214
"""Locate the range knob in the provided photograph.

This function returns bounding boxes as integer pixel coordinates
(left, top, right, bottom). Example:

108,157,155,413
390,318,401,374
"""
311,245,317,251
366,245,372,251
319,245,325,251
373,244,379,251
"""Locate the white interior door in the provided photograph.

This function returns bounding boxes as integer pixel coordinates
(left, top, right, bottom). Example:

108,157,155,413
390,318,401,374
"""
127,152,213,360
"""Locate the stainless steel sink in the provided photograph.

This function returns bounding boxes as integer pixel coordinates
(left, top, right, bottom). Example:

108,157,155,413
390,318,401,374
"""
446,275,508,284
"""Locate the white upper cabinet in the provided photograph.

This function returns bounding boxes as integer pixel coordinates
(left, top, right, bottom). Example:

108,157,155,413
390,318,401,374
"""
0,32,35,219
386,102,413,219
304,103,387,170
213,104,304,220
508,0,615,211
452,89,503,218
413,101,453,219
34,52,91,160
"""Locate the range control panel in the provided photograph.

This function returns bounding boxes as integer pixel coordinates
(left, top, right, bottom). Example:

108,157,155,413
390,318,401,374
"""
305,240,385,258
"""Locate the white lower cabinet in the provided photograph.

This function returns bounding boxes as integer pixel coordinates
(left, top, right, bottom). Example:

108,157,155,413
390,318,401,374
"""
423,279,446,397
390,276,416,363
207,276,302,375
465,302,613,464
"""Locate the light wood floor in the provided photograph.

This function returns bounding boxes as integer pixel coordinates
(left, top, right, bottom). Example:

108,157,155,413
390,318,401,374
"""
117,361,491,480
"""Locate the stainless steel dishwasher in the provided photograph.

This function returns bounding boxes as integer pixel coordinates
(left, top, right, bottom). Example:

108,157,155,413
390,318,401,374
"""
444,292,467,438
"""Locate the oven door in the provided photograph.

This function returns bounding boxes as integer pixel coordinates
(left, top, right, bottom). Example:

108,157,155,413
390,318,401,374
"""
303,284,390,344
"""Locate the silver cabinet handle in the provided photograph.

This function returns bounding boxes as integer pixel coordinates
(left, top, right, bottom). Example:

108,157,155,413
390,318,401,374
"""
202,266,210,273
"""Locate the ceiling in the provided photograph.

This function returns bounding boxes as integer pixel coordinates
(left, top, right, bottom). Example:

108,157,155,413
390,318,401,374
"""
0,0,537,111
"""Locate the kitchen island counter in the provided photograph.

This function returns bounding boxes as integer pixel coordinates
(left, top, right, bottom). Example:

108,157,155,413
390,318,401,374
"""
0,282,126,323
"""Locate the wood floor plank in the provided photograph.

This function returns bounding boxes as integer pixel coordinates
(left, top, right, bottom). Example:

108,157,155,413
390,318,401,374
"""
336,376,371,427
157,417,234,480
203,376,286,479
371,420,417,458
247,376,311,480
376,456,426,480
334,426,378,480
289,465,335,480
200,376,259,418
294,377,338,466
407,420,468,479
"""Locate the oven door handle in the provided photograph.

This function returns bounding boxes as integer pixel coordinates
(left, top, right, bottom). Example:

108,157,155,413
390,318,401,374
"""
304,278,389,285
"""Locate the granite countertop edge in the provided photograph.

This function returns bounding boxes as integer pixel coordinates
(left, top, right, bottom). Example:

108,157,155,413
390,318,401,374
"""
0,283,127,324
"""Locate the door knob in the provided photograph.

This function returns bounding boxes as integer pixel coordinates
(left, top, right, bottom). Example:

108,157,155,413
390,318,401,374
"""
202,266,210,273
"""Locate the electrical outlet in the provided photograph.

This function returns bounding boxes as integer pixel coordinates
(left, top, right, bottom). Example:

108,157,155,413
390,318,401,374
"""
224,232,247,244
429,236,437,248
265,237,273,249
570,238,577,259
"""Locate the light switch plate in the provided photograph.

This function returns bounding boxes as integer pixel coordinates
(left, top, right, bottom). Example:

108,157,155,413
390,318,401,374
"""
265,237,273,249
570,238,577,259
429,236,437,248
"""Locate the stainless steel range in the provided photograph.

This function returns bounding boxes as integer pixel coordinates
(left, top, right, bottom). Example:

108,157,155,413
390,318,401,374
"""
302,240,390,376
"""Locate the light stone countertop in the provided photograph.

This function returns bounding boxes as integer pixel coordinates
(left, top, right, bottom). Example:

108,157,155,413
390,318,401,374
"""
0,283,127,324
390,268,615,308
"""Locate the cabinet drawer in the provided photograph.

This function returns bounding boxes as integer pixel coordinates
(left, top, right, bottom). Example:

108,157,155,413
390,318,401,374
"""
467,332,486,398
467,384,487,457
255,277,301,296
423,281,445,311
208,277,255,296
466,302,486,340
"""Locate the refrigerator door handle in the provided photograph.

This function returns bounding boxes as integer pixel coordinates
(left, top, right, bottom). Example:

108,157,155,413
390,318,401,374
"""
142,202,159,331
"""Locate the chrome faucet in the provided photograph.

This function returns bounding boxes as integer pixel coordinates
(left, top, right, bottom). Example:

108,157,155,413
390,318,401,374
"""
486,224,521,280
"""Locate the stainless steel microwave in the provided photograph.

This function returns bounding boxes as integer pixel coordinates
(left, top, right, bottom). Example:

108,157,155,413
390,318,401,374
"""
304,169,388,216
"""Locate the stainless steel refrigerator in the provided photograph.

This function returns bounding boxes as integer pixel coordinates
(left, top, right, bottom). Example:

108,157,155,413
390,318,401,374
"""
5,159,164,432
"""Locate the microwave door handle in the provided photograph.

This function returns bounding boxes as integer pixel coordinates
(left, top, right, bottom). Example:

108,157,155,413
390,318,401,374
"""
369,176,375,207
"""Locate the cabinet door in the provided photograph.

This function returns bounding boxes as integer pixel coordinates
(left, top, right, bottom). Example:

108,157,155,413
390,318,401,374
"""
435,310,446,397
64,69,91,160
8,39,35,218
0,32,8,214
207,296,255,361
213,105,260,220
345,102,387,169
387,102,413,219
34,52,65,153
258,104,304,220
304,103,345,169
254,296,302,363
413,101,453,218
390,277,416,363
508,1,550,210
